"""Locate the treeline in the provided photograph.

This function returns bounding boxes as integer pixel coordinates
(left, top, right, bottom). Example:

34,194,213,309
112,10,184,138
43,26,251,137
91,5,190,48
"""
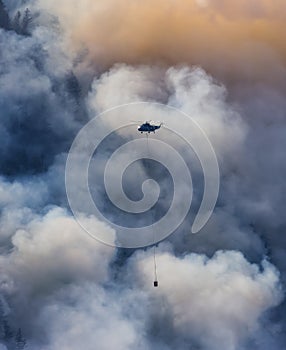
1,302,27,349
0,0,33,35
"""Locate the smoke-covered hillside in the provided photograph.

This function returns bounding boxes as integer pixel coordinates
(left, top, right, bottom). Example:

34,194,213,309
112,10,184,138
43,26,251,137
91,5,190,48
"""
0,1,286,349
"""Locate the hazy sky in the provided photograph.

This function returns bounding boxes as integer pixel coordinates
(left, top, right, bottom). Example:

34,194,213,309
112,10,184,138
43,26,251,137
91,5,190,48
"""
0,1,285,349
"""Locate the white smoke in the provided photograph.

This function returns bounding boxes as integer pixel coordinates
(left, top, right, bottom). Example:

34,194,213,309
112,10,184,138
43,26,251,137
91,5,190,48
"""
0,0,285,349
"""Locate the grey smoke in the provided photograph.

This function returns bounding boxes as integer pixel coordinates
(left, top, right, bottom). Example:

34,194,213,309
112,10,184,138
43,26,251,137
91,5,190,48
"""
0,0,286,349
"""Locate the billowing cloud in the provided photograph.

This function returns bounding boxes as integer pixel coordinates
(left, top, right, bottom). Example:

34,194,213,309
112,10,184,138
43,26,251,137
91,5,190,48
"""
0,206,115,346
0,0,286,349
133,248,282,350
35,0,286,85
14,248,282,350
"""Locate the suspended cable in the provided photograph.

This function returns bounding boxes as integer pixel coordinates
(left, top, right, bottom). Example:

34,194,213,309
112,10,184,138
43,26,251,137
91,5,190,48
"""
146,134,159,287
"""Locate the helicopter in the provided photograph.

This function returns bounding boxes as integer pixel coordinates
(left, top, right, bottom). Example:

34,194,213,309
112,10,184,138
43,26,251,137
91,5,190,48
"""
138,121,163,134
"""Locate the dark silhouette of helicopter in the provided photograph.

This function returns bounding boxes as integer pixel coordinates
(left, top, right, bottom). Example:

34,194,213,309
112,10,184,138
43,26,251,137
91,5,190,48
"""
138,121,163,134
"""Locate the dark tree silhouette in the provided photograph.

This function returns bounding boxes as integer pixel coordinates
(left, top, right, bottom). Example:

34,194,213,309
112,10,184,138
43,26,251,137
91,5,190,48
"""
0,2,34,35
12,10,21,34
12,8,33,36
0,0,10,30
3,318,13,341
21,8,32,35
66,71,82,103
15,328,27,350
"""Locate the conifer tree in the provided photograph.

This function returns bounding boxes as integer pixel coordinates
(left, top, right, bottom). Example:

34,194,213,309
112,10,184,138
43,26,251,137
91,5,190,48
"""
0,0,10,30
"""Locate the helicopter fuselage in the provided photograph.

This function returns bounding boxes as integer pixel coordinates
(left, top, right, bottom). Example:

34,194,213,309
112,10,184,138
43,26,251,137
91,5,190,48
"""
138,122,161,133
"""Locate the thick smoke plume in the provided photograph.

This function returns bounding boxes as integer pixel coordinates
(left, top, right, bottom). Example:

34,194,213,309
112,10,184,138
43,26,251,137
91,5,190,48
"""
36,0,286,86
0,0,286,349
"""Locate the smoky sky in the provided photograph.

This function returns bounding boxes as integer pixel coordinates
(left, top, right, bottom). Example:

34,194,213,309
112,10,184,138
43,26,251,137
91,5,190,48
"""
0,1,286,350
